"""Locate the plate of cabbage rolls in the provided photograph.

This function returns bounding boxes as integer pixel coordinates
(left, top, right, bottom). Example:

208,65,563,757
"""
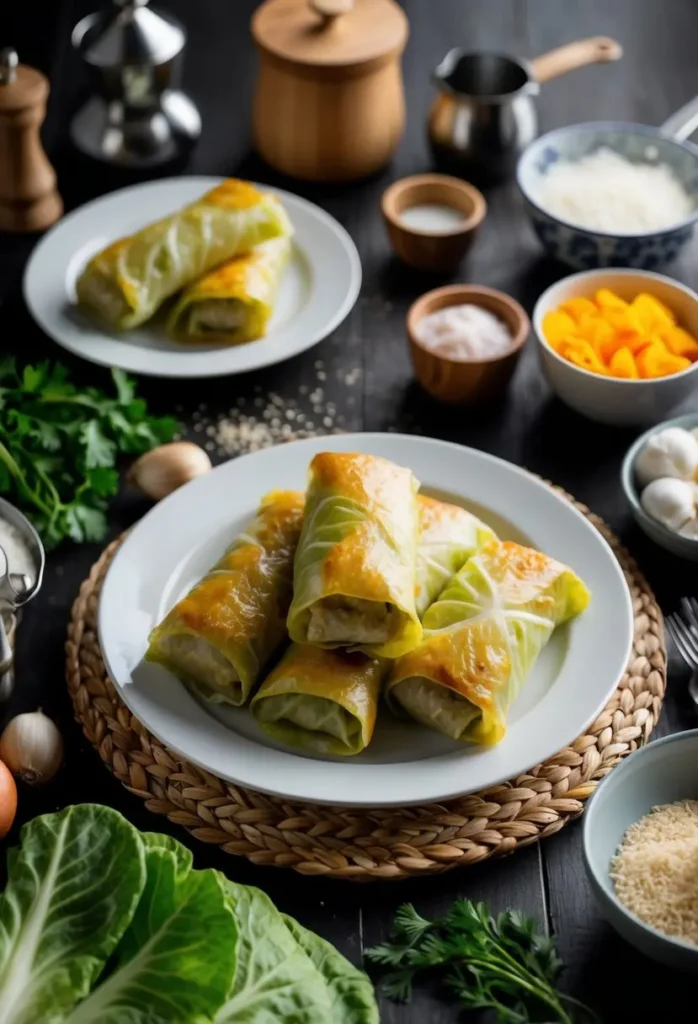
99,434,634,806
24,176,361,378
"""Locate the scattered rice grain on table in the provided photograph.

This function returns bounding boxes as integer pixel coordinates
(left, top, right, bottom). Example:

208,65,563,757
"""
610,799,698,945
188,388,346,458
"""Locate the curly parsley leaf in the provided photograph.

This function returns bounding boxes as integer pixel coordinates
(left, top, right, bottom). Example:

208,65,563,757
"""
365,900,598,1024
0,361,178,549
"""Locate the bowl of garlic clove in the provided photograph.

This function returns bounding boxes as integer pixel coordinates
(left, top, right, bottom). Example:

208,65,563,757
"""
622,414,698,559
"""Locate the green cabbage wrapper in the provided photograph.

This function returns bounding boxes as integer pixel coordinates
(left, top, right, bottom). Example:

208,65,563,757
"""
146,490,304,707
287,452,422,658
416,495,495,618
167,236,291,344
387,540,590,746
250,643,384,757
76,179,292,329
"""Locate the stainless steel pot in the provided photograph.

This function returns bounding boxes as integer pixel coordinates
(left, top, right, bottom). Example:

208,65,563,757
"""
428,36,622,184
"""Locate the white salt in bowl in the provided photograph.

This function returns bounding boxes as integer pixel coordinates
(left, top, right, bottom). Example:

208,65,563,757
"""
517,122,698,270
583,730,698,972
532,268,698,426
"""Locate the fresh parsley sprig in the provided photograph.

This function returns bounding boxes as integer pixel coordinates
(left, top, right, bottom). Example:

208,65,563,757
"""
365,900,598,1024
0,358,177,549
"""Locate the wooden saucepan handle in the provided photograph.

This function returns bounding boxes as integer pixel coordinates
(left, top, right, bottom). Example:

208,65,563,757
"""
309,0,354,25
530,36,623,84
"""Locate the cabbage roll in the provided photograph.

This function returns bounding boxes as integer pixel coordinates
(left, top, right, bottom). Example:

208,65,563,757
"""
167,236,291,345
250,644,384,757
387,540,590,746
76,179,292,329
145,490,304,707
287,452,421,658
416,495,495,617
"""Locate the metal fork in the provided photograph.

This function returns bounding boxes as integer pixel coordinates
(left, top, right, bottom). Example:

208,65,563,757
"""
666,597,698,707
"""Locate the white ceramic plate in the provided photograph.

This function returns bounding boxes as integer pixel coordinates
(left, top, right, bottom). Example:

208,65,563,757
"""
99,434,634,807
23,176,361,378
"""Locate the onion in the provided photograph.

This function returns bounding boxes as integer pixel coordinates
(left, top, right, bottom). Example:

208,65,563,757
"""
0,759,17,837
128,441,212,501
0,709,63,784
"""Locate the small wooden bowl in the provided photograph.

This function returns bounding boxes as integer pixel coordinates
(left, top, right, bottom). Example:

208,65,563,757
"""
407,284,530,404
381,173,486,272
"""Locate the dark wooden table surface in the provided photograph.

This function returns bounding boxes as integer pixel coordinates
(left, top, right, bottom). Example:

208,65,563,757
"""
2,1,698,1020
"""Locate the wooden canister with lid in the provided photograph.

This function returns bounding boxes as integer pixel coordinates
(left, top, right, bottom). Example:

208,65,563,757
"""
251,0,409,182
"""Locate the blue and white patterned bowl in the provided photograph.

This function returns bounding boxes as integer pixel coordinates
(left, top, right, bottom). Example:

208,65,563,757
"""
517,123,698,270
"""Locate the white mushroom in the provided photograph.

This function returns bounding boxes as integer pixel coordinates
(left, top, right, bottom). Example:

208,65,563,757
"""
635,427,698,486
641,477,697,532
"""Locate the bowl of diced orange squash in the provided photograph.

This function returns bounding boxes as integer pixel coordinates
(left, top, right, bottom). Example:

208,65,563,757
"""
533,269,698,425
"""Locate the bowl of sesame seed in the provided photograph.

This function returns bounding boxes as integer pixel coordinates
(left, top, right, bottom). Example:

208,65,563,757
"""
583,729,698,971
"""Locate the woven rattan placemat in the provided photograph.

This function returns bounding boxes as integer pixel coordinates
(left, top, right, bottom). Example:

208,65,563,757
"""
66,496,666,881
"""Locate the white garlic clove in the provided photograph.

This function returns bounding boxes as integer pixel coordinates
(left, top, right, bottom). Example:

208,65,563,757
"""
635,427,698,487
128,442,212,501
641,477,697,532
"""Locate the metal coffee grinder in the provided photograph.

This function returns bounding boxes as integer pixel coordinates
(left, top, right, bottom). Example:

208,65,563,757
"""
70,0,201,167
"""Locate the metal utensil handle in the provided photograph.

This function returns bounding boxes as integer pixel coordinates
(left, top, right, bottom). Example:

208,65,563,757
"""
0,612,13,677
660,95,698,142
530,36,623,84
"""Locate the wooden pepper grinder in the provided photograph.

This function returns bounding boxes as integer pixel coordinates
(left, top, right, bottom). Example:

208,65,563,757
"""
0,48,62,233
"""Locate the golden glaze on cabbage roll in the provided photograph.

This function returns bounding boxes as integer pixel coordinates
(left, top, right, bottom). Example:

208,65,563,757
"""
287,452,421,658
416,496,495,617
387,540,590,746
251,644,384,757
146,490,304,707
76,179,292,329
167,236,291,345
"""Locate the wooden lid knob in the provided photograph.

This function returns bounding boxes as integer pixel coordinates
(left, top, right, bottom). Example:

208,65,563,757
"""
310,0,354,21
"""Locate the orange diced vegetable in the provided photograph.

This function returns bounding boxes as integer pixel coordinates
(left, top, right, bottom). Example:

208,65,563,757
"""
545,287,698,380
629,293,675,333
542,310,578,344
608,347,639,379
661,325,698,361
560,296,598,322
559,339,609,375
595,288,629,313
636,344,691,379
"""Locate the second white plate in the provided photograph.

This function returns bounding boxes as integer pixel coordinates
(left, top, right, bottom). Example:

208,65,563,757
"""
24,176,361,378
98,434,634,807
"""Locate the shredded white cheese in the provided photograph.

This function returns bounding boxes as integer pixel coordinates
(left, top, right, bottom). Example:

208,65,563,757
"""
537,148,694,234
610,799,698,945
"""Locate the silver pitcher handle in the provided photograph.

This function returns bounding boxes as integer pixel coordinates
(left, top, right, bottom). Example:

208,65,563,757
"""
660,95,698,142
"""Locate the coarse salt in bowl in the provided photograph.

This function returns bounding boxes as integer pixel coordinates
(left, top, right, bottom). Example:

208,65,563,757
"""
533,269,698,426
517,122,698,270
407,284,530,404
414,303,513,361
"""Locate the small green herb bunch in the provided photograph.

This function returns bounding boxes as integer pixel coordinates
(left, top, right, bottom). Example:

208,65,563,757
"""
0,358,177,548
366,900,599,1024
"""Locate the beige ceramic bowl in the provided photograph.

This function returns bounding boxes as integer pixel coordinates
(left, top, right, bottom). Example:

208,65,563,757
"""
407,284,530,404
381,173,486,272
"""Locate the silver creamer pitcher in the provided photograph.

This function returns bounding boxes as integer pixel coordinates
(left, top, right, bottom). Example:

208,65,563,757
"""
428,36,622,184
